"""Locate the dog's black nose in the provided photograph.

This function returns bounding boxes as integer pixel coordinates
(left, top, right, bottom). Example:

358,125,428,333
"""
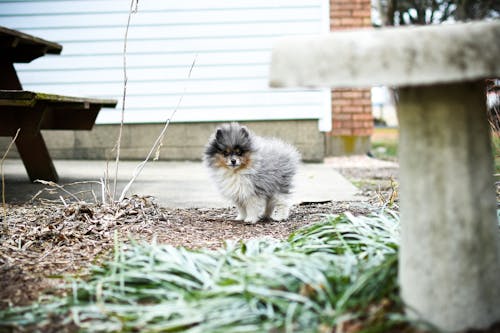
231,158,237,165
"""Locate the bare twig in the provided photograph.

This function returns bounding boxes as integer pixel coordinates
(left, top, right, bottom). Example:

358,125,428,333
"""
30,180,103,205
112,0,139,202
34,180,85,204
1,128,20,231
118,56,197,202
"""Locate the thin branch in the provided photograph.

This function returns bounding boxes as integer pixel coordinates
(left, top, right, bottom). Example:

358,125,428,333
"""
113,0,139,202
1,128,20,232
118,56,197,202
34,180,84,203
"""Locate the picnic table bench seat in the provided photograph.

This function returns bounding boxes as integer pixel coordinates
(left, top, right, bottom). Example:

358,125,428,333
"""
0,90,116,131
0,90,117,182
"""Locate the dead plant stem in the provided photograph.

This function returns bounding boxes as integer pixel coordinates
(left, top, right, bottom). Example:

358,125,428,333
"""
118,56,197,202
1,128,20,231
113,0,139,202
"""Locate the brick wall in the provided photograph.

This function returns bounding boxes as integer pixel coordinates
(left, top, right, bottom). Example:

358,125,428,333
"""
327,0,373,156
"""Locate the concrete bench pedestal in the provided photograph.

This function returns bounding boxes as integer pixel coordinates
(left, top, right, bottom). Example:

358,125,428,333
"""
398,81,500,330
270,21,500,331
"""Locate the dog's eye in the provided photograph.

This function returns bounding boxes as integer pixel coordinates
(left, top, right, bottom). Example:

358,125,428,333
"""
234,149,243,156
222,151,230,157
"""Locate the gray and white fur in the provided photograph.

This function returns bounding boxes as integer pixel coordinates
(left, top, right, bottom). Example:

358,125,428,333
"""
203,122,301,223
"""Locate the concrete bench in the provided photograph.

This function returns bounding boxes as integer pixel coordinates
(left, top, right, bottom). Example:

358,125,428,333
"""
269,21,500,331
0,26,117,182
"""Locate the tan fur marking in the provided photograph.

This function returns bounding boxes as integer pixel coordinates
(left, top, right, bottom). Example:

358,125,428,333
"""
214,154,230,169
236,152,252,171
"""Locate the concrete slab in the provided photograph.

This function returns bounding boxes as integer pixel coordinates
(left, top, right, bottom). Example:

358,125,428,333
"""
1,159,360,208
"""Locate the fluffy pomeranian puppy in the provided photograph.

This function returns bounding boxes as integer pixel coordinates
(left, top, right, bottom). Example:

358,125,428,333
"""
203,122,300,223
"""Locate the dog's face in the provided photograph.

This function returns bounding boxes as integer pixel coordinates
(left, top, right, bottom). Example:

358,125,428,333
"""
205,123,254,171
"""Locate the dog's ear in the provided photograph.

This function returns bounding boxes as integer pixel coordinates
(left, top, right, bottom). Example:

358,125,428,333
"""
215,128,224,141
240,126,249,139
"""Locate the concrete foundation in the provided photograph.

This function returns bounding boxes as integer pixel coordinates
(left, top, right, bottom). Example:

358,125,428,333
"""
324,135,370,156
0,120,325,162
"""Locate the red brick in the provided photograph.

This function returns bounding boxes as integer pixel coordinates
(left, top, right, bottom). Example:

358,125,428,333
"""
350,98,369,106
332,89,350,98
329,0,373,137
340,91,364,99
340,105,364,113
333,113,353,120
342,120,355,128
330,10,352,18
332,121,343,129
332,106,343,114
333,99,353,106
340,17,364,26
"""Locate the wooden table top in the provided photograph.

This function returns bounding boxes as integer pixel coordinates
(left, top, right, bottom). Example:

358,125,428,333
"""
0,26,62,63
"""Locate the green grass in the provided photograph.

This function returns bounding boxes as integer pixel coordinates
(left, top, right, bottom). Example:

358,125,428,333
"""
370,128,399,161
371,141,398,161
492,134,500,175
0,211,415,333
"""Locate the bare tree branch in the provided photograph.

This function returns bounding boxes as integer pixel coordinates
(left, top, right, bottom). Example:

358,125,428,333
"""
1,128,20,232
112,0,139,202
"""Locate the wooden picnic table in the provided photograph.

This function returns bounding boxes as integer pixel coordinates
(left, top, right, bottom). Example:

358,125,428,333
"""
0,26,117,182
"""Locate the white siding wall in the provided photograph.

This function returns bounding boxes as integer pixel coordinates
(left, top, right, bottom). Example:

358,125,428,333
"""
0,0,331,130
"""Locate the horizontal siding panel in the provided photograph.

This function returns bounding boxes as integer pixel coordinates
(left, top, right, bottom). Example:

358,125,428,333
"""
48,41,272,58
98,105,324,124
19,65,271,83
17,52,271,70
20,78,280,97
111,92,323,109
1,8,321,29
11,22,318,43
0,0,331,128
59,37,279,56
0,1,321,15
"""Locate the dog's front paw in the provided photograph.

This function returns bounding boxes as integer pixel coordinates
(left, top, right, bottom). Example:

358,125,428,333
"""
235,214,246,221
244,216,259,224
272,206,290,221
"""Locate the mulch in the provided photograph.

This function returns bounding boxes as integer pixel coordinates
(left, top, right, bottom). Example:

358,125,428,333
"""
0,193,376,310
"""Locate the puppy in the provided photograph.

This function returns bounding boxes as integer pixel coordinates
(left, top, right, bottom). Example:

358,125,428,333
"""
203,122,300,223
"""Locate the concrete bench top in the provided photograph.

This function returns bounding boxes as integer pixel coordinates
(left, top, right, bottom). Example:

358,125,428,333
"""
270,20,500,88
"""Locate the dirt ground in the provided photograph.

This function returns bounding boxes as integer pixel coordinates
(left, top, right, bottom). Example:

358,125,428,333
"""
0,159,401,310
2,158,500,332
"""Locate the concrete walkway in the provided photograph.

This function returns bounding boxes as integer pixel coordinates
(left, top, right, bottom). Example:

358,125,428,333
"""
2,159,360,207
